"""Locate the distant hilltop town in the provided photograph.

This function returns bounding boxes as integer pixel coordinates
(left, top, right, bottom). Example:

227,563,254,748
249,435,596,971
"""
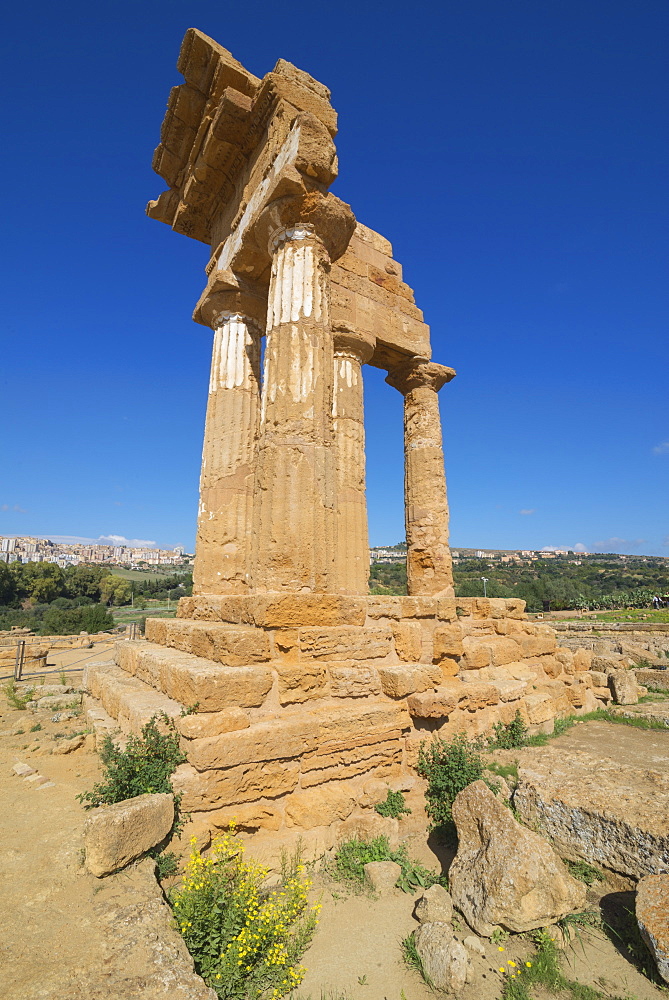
0,536,193,569
369,545,663,566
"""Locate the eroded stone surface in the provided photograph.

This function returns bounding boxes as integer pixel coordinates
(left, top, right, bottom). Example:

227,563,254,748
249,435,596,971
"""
84,793,174,878
449,780,586,935
636,873,669,984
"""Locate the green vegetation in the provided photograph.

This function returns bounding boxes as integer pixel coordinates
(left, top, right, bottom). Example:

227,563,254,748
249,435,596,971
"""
374,789,411,819
77,713,186,807
152,850,179,880
0,561,192,634
369,551,669,612
171,831,319,999
3,680,35,710
486,761,519,785
416,732,488,837
331,836,444,893
489,710,529,749
500,931,633,1000
401,932,433,988
562,860,606,886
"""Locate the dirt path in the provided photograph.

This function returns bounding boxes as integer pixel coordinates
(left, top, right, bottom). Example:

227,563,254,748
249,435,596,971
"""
0,699,213,999
550,718,669,769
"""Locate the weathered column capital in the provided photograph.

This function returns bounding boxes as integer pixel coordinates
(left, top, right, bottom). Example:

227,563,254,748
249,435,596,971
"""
385,359,456,395
193,272,266,331
333,326,375,365
257,191,356,264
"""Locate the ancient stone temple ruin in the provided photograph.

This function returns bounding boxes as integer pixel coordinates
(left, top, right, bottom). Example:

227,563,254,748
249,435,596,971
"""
85,29,607,853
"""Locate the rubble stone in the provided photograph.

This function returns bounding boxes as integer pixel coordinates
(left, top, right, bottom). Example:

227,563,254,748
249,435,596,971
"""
84,793,174,878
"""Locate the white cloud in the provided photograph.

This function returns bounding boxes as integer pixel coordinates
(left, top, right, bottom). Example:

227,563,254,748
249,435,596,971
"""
519,508,535,516
592,537,647,552
1,504,27,513
540,543,588,553
652,441,669,455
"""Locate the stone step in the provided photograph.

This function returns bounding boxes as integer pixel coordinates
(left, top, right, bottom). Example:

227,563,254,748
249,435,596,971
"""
114,640,274,711
84,660,183,735
145,617,271,665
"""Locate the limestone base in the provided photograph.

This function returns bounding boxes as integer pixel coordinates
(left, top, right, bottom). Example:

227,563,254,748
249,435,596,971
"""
84,595,608,854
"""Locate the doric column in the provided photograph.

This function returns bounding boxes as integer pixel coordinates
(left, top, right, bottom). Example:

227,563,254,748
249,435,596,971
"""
386,360,456,597
332,329,375,595
193,299,263,595
251,193,356,592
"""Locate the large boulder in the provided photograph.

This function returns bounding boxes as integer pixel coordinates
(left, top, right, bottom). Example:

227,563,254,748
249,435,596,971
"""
84,793,174,877
414,922,470,992
514,747,669,878
608,669,639,705
449,781,586,936
636,873,669,984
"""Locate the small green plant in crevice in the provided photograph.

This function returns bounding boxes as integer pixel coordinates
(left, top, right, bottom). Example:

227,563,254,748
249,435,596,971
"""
330,835,445,894
77,712,186,807
491,927,510,945
30,722,42,732
4,680,35,710
489,709,529,749
171,828,319,999
152,849,179,880
59,671,68,686
402,931,433,989
374,788,411,819
180,701,200,717
562,860,606,887
417,731,494,839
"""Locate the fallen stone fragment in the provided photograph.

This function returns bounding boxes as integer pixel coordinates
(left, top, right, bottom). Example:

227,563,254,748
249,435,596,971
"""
463,933,485,956
12,762,35,776
24,773,50,786
84,792,174,878
608,669,639,705
449,780,586,935
414,922,470,991
52,734,85,755
514,747,669,878
636,873,669,984
36,781,56,790
414,883,453,924
363,860,401,893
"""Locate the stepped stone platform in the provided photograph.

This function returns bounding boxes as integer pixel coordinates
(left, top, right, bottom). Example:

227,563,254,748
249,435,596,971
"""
84,594,613,853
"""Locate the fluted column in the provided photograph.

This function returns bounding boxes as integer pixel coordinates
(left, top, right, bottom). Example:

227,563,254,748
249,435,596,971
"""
252,225,337,591
332,329,375,594
193,309,262,595
386,360,456,597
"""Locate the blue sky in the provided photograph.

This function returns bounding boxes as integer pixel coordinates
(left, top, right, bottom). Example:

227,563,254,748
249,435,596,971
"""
0,0,667,556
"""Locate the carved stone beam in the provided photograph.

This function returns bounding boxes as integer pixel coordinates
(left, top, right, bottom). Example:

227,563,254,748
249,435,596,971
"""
386,359,456,597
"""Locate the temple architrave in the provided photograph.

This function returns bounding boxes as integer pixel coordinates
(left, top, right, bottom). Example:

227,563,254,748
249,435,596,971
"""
85,30,606,854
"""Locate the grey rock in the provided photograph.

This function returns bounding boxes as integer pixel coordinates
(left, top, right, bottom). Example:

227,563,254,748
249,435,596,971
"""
608,669,639,705
636,873,669,984
414,922,470,992
414,883,453,924
463,934,486,956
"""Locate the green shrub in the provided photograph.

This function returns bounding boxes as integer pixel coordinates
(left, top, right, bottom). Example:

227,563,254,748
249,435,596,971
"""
331,835,444,893
416,732,486,835
3,680,35,710
171,829,319,998
489,710,528,749
374,789,411,818
77,713,186,807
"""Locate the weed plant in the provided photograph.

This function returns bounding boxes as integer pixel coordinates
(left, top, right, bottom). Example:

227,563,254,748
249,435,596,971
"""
401,931,433,988
562,860,606,887
500,931,632,1000
4,680,35,710
170,829,319,999
77,713,186,807
152,849,179,880
486,761,519,785
489,710,529,749
331,835,444,893
416,731,489,837
373,789,411,819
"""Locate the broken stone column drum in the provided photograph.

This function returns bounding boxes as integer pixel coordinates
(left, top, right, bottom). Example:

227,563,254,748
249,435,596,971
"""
252,224,337,592
386,360,456,596
193,310,261,595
